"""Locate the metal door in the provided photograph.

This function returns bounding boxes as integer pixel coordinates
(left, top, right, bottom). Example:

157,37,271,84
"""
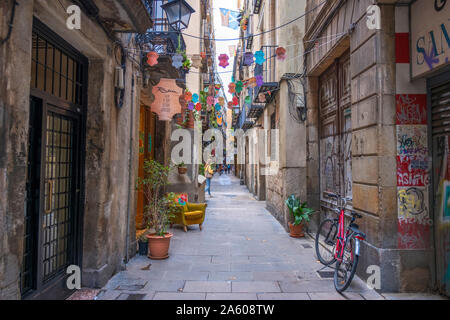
22,19,87,299
429,76,450,297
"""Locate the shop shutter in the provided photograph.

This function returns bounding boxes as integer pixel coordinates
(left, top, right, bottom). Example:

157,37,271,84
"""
431,81,450,137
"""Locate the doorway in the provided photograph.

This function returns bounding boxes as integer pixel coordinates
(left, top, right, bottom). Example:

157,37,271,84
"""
21,19,87,299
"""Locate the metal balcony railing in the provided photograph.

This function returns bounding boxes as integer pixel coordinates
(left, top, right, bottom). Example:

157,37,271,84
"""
261,45,277,83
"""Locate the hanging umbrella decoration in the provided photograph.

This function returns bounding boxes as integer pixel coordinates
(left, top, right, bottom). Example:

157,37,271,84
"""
235,81,243,94
276,47,287,61
147,51,159,66
218,54,229,68
255,75,264,87
254,50,265,65
172,53,184,69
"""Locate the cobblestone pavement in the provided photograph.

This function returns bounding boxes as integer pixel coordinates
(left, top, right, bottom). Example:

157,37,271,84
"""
96,174,385,300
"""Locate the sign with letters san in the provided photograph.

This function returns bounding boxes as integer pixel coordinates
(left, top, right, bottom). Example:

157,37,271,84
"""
151,78,183,121
411,0,450,78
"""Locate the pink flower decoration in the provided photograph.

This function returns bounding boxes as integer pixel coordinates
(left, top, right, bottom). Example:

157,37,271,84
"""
218,54,229,68
276,47,287,61
207,96,215,106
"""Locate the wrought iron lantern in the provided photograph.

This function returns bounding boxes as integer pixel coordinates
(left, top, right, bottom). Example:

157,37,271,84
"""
161,0,196,31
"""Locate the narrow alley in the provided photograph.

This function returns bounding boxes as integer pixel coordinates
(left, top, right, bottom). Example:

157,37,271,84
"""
96,174,383,300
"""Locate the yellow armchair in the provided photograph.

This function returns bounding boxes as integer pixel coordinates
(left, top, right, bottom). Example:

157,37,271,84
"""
171,202,207,232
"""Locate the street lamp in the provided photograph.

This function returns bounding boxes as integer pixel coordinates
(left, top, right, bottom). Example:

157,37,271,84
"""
161,0,195,31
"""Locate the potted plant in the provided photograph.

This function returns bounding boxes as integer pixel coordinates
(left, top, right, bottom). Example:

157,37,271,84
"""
285,194,315,238
137,159,178,259
138,233,148,256
175,161,188,174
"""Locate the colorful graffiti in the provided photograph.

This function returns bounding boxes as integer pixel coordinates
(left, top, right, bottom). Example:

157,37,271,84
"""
398,219,431,249
397,155,429,187
397,126,428,155
396,94,427,125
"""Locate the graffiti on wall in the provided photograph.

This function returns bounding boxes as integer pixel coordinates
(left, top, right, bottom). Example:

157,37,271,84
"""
397,126,428,155
397,155,429,187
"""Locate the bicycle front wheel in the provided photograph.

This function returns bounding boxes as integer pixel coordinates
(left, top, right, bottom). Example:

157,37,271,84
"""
334,235,359,292
315,218,338,265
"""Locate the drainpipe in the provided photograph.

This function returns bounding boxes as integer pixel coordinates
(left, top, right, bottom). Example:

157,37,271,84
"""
125,73,135,265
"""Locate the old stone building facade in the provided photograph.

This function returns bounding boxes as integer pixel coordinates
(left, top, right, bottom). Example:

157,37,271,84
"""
0,0,151,299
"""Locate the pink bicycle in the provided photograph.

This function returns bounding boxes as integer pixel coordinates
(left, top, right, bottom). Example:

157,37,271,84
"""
315,194,366,292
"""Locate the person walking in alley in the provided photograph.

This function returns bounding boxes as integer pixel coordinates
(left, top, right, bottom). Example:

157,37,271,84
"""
205,159,214,197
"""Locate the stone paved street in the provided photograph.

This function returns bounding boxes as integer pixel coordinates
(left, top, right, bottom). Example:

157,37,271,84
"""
96,174,384,300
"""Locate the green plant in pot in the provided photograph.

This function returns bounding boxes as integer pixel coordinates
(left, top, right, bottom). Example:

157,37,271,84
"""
285,194,315,238
175,161,188,175
137,159,178,259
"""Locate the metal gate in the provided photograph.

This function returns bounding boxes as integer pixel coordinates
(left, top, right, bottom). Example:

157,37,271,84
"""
429,75,450,297
319,52,352,208
21,19,87,299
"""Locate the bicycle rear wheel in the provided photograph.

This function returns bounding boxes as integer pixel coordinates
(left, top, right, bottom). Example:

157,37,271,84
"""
334,235,359,292
315,218,338,265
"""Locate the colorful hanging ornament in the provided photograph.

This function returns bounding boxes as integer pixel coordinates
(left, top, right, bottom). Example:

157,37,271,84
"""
255,75,264,87
243,52,254,66
146,51,159,66
235,81,243,94
218,54,229,68
195,103,202,111
276,47,287,61
215,103,222,111
191,54,202,69
192,93,199,103
184,91,192,102
218,97,225,106
228,83,236,94
245,96,252,105
172,53,184,69
254,50,265,65
201,52,206,59
207,96,215,106
188,102,195,110
258,93,266,103
232,96,239,106
228,101,234,108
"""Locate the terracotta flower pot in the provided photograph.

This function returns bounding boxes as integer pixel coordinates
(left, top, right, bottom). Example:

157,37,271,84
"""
178,167,188,174
288,222,305,238
146,232,173,260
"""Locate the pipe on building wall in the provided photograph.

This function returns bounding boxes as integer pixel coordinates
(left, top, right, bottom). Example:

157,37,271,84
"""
0,0,18,46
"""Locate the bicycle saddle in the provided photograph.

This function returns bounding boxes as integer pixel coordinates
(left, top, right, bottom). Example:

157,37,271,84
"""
349,223,366,238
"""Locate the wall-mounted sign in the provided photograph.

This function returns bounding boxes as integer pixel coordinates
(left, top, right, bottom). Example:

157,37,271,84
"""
411,0,450,78
151,78,183,121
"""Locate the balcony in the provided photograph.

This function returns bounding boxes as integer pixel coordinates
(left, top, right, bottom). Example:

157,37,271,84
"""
246,104,264,119
135,0,186,55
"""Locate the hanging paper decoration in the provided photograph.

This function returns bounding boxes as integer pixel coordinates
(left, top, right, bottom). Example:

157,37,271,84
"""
255,75,264,87
147,51,159,66
201,52,206,59
254,50,265,65
195,103,202,111
228,101,234,108
243,52,254,66
172,53,184,69
218,54,229,68
215,84,221,90
258,93,266,103
184,91,192,102
248,77,257,88
217,113,223,125
215,103,222,111
228,83,236,94
235,81,243,93
207,96,215,106
188,102,195,110
245,96,252,105
218,97,225,106
204,86,208,93
191,54,202,69
232,96,239,106
192,93,199,103
276,47,287,61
